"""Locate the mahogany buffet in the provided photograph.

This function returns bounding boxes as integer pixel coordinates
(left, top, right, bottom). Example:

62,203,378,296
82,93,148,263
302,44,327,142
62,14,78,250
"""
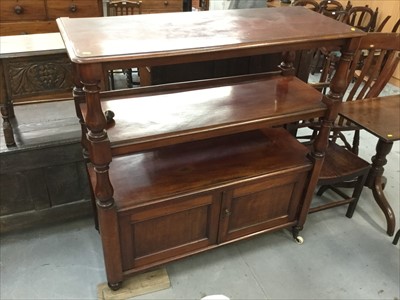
56,7,364,290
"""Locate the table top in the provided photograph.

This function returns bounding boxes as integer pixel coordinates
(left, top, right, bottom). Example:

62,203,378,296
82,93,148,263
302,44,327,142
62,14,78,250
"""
339,95,400,142
56,7,363,65
0,33,65,59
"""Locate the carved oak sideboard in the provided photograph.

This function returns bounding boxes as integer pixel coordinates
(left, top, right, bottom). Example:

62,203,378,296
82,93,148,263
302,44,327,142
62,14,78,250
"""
0,33,93,233
0,33,73,147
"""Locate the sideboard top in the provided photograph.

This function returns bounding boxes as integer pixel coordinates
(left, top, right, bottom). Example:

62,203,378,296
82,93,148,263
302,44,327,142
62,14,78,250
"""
56,7,364,64
0,33,65,58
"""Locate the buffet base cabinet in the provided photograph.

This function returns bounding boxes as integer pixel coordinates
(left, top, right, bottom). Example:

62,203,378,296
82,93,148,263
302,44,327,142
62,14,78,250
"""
88,128,312,279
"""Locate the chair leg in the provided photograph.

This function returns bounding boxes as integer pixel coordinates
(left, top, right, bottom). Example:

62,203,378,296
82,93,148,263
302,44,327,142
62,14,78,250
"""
351,130,360,155
125,68,133,88
315,168,370,218
316,185,331,196
109,70,115,90
346,171,369,218
393,229,400,245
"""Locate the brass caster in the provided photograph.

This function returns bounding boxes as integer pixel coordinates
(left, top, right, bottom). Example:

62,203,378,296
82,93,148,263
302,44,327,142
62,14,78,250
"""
295,236,304,244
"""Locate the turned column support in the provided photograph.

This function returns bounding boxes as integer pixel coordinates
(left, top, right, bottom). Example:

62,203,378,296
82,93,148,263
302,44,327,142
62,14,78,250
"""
297,37,361,227
78,62,123,289
72,63,90,160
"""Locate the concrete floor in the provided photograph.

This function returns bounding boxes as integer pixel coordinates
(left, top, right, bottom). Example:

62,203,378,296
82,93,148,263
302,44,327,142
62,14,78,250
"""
1,79,399,299
1,135,399,299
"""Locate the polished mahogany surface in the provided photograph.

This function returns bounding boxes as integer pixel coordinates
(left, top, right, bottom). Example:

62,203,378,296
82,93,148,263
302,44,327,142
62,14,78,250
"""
340,95,400,142
81,75,325,156
88,128,311,210
57,7,362,65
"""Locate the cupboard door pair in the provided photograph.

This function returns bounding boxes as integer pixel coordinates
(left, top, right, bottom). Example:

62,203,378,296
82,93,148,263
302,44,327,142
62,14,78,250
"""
118,169,309,272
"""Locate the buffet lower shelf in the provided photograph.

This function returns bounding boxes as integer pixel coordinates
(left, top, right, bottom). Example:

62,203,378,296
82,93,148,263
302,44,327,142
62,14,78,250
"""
87,127,312,275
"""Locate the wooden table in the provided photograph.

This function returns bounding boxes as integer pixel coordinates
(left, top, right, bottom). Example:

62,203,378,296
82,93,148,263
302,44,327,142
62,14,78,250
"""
340,95,400,236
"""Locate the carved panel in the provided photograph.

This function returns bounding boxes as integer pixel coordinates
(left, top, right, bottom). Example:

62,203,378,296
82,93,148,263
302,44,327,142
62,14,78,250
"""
4,54,72,99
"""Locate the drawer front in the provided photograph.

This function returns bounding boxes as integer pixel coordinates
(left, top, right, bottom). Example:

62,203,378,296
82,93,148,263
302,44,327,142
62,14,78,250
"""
141,0,182,14
119,192,221,271
218,170,309,243
0,21,58,35
0,0,46,22
47,0,103,19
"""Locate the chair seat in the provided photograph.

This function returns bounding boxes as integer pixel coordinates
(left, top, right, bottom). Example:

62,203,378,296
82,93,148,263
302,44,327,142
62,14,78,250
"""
319,142,370,183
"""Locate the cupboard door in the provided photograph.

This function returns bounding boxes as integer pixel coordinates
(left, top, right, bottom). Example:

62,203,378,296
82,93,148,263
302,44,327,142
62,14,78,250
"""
218,171,309,243
46,0,102,19
118,192,221,271
0,0,46,21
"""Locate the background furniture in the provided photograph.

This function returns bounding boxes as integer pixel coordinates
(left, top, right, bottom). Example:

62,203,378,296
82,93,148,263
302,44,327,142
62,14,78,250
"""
106,0,142,89
0,33,72,147
107,0,142,15
340,94,400,236
302,32,399,221
57,7,363,290
344,5,377,32
0,0,103,36
104,0,184,15
291,0,320,11
318,32,400,155
0,33,93,233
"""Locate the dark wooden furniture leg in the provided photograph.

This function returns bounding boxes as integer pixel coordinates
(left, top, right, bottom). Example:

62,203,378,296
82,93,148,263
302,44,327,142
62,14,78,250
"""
365,139,396,236
393,229,400,245
0,62,16,147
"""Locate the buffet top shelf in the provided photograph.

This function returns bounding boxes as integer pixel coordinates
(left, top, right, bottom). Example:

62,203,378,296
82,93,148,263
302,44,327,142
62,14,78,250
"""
57,7,364,65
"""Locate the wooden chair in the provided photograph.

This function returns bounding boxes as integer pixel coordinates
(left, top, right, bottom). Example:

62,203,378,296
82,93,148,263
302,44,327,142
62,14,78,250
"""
344,6,376,32
374,15,391,33
318,0,349,20
392,18,400,33
291,0,320,12
331,32,400,154
309,1,351,75
304,33,400,153
294,33,400,216
107,0,142,16
106,0,142,89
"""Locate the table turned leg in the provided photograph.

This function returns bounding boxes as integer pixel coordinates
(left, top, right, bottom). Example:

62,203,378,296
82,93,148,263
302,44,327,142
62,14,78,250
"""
365,139,396,236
